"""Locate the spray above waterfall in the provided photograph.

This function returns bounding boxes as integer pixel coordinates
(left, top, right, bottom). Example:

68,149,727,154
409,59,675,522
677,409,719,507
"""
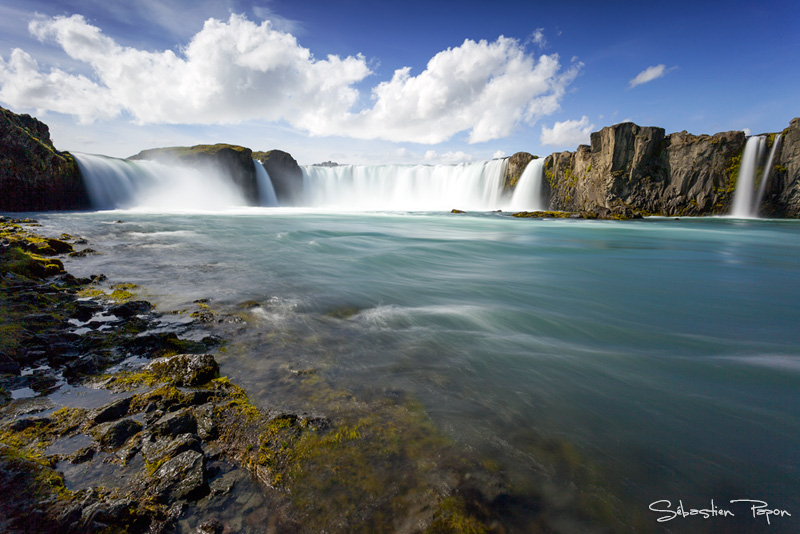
731,134,782,218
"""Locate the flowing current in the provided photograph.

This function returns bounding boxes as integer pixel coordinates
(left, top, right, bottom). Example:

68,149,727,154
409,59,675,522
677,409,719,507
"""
36,210,800,533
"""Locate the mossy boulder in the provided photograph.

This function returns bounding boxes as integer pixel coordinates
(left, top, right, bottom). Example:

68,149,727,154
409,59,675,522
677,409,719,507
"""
0,106,90,211
143,353,220,386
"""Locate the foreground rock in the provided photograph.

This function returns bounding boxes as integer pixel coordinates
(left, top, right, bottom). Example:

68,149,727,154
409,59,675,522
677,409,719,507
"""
0,107,89,211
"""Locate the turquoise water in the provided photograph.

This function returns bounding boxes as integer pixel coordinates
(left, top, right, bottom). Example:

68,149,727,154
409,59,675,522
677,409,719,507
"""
37,211,800,530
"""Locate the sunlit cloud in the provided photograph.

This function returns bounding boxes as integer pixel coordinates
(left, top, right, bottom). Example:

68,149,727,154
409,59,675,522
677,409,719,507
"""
629,64,676,88
540,115,594,147
0,13,582,145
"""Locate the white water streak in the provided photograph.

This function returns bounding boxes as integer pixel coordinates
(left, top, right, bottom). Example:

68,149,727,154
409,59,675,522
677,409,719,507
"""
254,160,279,207
300,159,509,211
508,159,546,211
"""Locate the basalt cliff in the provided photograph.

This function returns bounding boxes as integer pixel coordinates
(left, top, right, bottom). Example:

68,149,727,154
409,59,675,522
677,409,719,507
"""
0,107,89,211
506,117,799,217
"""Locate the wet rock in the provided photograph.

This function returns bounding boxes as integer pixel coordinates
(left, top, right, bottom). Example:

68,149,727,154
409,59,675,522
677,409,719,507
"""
151,407,198,438
141,432,202,465
90,396,133,425
144,353,219,387
68,445,96,464
109,300,153,318
91,417,143,450
151,450,208,503
69,300,103,322
193,404,218,441
184,390,215,406
197,518,225,534
0,351,20,375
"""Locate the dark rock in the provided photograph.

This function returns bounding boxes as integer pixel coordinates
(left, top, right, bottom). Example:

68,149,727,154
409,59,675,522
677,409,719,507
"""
198,518,225,534
253,149,304,205
90,396,133,425
151,450,208,503
150,407,198,438
141,432,202,465
91,418,143,450
0,106,90,211
144,353,219,386
193,404,218,441
0,351,21,375
68,446,96,464
109,299,153,318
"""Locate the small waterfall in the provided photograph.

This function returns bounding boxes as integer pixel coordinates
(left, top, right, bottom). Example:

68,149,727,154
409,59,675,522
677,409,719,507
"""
300,159,509,211
254,160,279,207
731,135,783,218
74,153,248,210
731,136,766,218
754,134,782,216
508,159,546,211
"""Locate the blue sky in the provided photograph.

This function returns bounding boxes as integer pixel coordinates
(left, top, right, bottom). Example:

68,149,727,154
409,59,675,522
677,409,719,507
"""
0,0,797,164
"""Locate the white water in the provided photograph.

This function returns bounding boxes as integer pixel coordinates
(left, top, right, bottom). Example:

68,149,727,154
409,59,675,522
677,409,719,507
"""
254,160,279,207
74,153,248,211
731,136,767,218
755,134,782,215
300,159,509,211
508,158,546,211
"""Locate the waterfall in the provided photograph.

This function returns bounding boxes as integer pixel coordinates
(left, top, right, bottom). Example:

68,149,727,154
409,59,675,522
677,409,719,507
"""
74,153,248,210
754,134,782,216
731,135,782,218
254,160,279,207
300,159,509,211
508,159,546,211
731,136,766,218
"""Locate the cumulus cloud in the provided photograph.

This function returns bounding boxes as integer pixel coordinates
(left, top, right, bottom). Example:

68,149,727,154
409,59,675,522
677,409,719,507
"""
492,150,506,159
540,115,594,147
0,13,581,144
629,64,674,88
424,150,474,164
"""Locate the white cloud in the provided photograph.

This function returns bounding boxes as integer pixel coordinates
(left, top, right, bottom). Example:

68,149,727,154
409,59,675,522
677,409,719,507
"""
492,150,506,159
629,64,673,88
743,127,752,136
528,28,547,48
540,115,594,147
424,150,474,164
0,14,582,145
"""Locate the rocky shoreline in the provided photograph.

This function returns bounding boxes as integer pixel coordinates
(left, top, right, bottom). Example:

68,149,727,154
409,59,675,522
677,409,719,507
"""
1,217,590,534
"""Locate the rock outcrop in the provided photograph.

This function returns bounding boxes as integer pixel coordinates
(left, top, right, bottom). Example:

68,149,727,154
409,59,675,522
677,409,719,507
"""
252,150,304,205
130,144,260,205
503,152,535,192
0,107,89,211
762,118,800,217
537,118,800,217
542,123,748,216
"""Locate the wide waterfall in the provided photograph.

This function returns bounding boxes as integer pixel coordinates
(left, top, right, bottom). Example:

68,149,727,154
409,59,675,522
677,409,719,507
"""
74,153,250,210
730,134,782,218
300,159,509,211
508,159,546,211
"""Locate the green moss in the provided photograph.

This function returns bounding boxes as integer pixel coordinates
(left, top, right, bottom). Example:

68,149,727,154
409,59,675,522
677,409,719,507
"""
0,248,64,280
725,153,742,194
427,497,488,534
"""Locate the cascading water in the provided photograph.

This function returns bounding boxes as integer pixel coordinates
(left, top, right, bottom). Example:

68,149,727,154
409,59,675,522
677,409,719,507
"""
508,159,546,211
300,159,509,211
755,134,782,215
254,160,279,207
74,153,248,210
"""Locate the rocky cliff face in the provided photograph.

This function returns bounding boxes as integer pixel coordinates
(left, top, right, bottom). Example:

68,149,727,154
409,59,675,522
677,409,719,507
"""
503,152,535,192
762,118,800,217
0,107,89,211
130,144,260,205
252,150,304,205
542,123,748,216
